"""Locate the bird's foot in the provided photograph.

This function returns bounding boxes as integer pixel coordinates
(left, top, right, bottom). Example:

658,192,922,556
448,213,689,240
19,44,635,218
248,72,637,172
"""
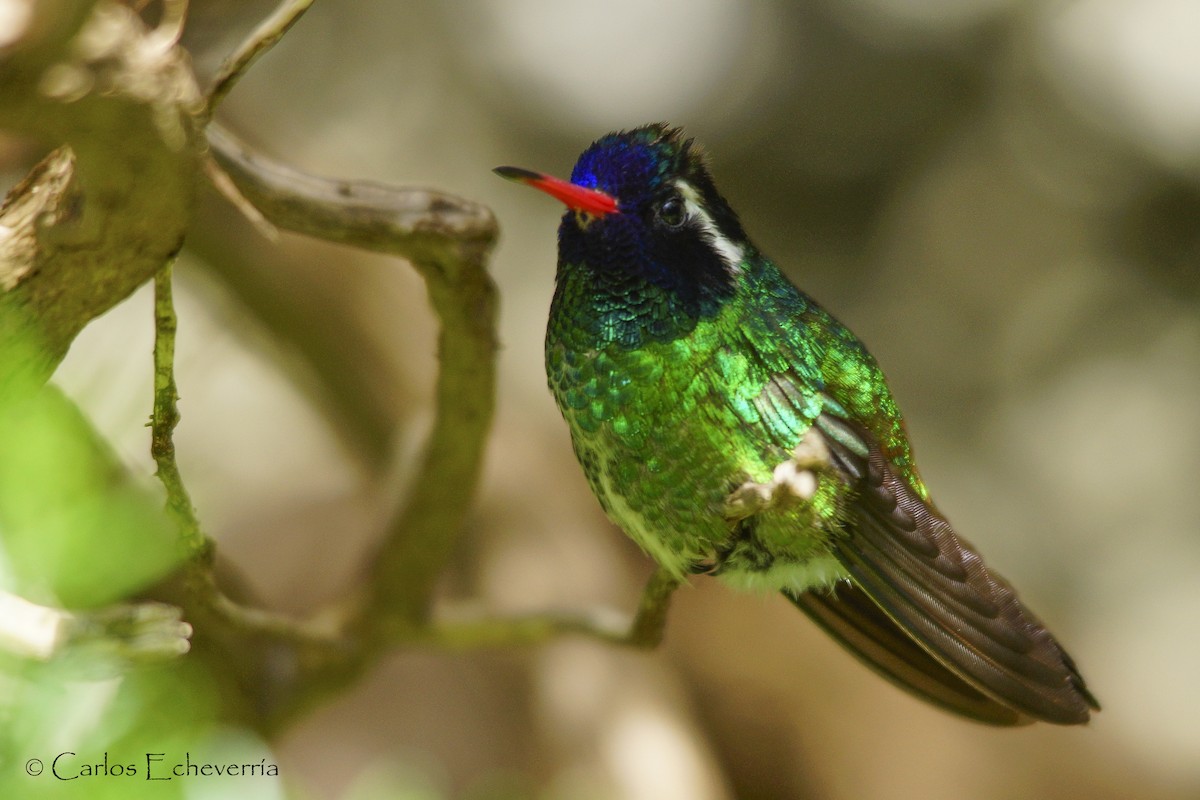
723,428,830,521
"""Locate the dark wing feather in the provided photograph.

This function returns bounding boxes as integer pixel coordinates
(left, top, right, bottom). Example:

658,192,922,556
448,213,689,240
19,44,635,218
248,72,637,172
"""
811,414,1100,725
785,582,1028,725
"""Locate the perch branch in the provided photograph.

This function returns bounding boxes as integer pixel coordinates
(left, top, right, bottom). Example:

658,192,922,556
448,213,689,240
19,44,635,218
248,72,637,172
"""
427,567,683,650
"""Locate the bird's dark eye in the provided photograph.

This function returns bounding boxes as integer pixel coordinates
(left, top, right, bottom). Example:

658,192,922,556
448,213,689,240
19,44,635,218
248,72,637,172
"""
656,196,686,229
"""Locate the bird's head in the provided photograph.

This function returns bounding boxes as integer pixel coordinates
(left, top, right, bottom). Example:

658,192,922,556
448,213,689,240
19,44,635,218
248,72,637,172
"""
495,124,749,309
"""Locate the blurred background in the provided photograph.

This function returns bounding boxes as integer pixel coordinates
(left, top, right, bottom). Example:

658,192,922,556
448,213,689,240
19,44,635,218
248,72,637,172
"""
19,0,1200,797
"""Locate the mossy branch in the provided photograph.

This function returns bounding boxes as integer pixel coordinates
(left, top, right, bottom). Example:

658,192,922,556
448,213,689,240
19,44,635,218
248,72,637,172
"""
197,123,686,727
150,265,207,557
207,120,500,628
0,0,203,378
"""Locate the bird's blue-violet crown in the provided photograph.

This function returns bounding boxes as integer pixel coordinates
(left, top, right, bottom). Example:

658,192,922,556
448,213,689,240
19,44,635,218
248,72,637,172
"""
556,125,744,328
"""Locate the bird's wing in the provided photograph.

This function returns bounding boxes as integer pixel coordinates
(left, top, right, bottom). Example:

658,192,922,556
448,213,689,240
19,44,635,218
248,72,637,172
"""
802,412,1099,725
785,580,1027,725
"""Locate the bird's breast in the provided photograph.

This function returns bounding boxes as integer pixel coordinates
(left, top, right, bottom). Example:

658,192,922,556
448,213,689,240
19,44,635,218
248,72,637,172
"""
545,318,788,571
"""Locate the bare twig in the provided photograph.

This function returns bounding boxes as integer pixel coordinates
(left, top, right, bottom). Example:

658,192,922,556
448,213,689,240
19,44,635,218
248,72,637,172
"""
206,0,315,114
206,123,497,254
204,156,280,240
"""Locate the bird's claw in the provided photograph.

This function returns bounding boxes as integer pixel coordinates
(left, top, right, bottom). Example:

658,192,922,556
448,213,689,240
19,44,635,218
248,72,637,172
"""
723,428,830,521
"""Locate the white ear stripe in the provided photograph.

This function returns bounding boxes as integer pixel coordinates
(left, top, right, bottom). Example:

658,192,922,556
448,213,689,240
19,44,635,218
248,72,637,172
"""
675,179,745,275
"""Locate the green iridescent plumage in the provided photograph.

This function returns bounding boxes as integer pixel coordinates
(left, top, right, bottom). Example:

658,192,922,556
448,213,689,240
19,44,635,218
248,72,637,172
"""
498,123,1098,726
548,249,907,589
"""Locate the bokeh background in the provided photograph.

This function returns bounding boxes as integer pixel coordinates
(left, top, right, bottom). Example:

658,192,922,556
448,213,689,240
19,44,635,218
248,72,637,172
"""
25,0,1200,797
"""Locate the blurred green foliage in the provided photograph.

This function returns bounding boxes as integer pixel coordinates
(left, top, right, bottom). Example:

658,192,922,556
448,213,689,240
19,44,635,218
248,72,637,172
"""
0,307,184,608
0,308,274,799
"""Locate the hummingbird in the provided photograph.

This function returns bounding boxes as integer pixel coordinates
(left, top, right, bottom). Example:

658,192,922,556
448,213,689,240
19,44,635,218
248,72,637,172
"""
494,123,1099,725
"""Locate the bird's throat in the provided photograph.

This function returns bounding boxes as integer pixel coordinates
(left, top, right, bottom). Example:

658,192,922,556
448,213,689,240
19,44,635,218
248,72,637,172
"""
549,259,732,351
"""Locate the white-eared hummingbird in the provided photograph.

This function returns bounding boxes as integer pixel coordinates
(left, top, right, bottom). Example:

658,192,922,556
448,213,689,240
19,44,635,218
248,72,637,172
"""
495,124,1098,725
